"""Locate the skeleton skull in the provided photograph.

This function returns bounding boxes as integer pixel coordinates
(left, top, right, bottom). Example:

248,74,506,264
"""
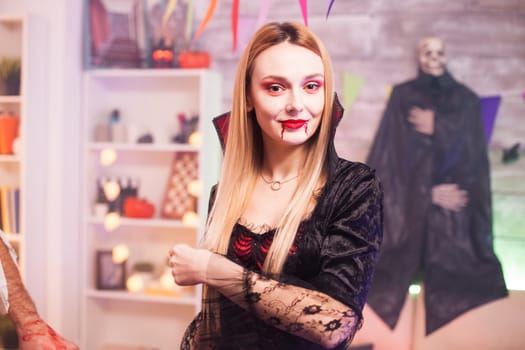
417,37,446,77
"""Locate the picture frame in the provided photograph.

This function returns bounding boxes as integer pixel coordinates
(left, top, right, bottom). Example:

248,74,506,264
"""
85,0,147,69
96,250,127,290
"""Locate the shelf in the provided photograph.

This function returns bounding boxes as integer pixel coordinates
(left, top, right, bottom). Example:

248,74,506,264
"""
5,233,20,243
86,216,190,229
82,68,221,349
0,96,21,103
87,68,212,78
85,289,198,306
0,155,20,163
87,142,199,153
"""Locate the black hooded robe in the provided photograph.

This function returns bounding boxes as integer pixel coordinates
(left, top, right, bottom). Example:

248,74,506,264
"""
365,70,508,334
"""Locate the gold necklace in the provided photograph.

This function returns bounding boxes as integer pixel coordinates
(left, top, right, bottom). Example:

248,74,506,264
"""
260,173,299,191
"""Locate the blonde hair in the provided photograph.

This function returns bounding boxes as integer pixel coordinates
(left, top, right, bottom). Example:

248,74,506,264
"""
200,23,336,337
204,21,335,272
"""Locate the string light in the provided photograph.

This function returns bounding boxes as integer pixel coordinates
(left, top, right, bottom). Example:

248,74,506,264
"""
100,148,117,166
182,211,199,228
126,274,144,293
112,244,129,263
104,212,121,232
188,131,202,147
187,179,203,197
409,284,421,296
103,180,121,202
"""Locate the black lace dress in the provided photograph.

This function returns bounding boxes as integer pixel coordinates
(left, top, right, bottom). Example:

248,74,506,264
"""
181,159,383,350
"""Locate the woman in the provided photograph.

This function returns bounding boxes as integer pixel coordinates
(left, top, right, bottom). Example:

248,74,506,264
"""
168,22,383,349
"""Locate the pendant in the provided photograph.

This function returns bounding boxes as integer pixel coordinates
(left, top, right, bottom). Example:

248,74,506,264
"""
270,181,282,191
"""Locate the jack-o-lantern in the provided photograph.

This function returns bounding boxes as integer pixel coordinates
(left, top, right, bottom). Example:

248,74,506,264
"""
151,37,174,68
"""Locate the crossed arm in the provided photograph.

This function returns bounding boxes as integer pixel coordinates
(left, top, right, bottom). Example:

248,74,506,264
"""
169,246,361,348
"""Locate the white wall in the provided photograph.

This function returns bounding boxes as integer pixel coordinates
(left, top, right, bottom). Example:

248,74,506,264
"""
0,0,83,343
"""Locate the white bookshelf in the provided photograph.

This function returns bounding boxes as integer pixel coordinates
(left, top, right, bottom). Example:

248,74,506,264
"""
0,15,47,307
81,69,222,350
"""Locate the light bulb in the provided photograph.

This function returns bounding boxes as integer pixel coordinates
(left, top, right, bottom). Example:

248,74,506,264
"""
409,284,421,296
100,148,117,166
104,212,121,232
188,131,202,147
112,244,129,263
126,273,144,293
187,179,203,197
160,270,174,289
103,180,121,201
182,211,199,228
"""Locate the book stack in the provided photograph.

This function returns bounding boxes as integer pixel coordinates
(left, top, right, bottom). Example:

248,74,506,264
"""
0,186,19,234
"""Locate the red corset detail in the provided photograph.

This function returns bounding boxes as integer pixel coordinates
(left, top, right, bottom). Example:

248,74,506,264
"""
233,228,299,270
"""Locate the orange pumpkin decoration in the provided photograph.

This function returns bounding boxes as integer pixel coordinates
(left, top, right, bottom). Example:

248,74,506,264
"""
178,51,211,69
123,197,155,218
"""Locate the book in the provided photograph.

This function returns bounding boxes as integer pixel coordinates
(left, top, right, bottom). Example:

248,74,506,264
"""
0,187,10,233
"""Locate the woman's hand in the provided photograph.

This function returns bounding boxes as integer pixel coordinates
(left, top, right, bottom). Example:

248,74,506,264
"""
168,244,212,286
18,319,79,350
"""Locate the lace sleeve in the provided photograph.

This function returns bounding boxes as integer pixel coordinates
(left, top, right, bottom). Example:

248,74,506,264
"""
243,270,361,348
203,254,360,349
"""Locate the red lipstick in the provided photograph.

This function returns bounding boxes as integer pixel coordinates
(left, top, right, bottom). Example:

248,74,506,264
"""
281,119,307,130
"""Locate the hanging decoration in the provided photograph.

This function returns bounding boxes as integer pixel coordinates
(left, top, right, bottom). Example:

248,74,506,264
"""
255,0,272,29
185,0,194,42
162,0,178,28
298,0,308,26
231,0,240,51
502,143,520,164
343,72,365,109
480,95,501,144
193,0,218,42
236,16,257,54
326,0,336,19
385,85,393,99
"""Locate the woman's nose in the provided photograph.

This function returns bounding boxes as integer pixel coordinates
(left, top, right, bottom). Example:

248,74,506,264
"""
285,93,304,114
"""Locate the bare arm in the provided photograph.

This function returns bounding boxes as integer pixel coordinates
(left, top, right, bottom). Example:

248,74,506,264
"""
0,233,79,350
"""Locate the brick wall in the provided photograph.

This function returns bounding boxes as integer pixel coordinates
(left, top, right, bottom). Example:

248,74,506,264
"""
197,0,524,161
195,3,525,346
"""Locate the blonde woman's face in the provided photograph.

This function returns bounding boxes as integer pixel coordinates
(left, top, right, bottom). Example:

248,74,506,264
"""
247,41,325,147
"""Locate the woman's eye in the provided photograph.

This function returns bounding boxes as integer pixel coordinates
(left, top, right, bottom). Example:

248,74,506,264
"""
304,82,321,92
267,84,284,93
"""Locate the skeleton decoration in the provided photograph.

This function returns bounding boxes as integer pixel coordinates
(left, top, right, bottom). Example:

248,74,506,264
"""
366,35,508,335
417,37,446,77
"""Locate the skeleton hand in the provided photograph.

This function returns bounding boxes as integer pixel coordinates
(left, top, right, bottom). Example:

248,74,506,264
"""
168,244,212,286
408,107,435,135
432,184,468,212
